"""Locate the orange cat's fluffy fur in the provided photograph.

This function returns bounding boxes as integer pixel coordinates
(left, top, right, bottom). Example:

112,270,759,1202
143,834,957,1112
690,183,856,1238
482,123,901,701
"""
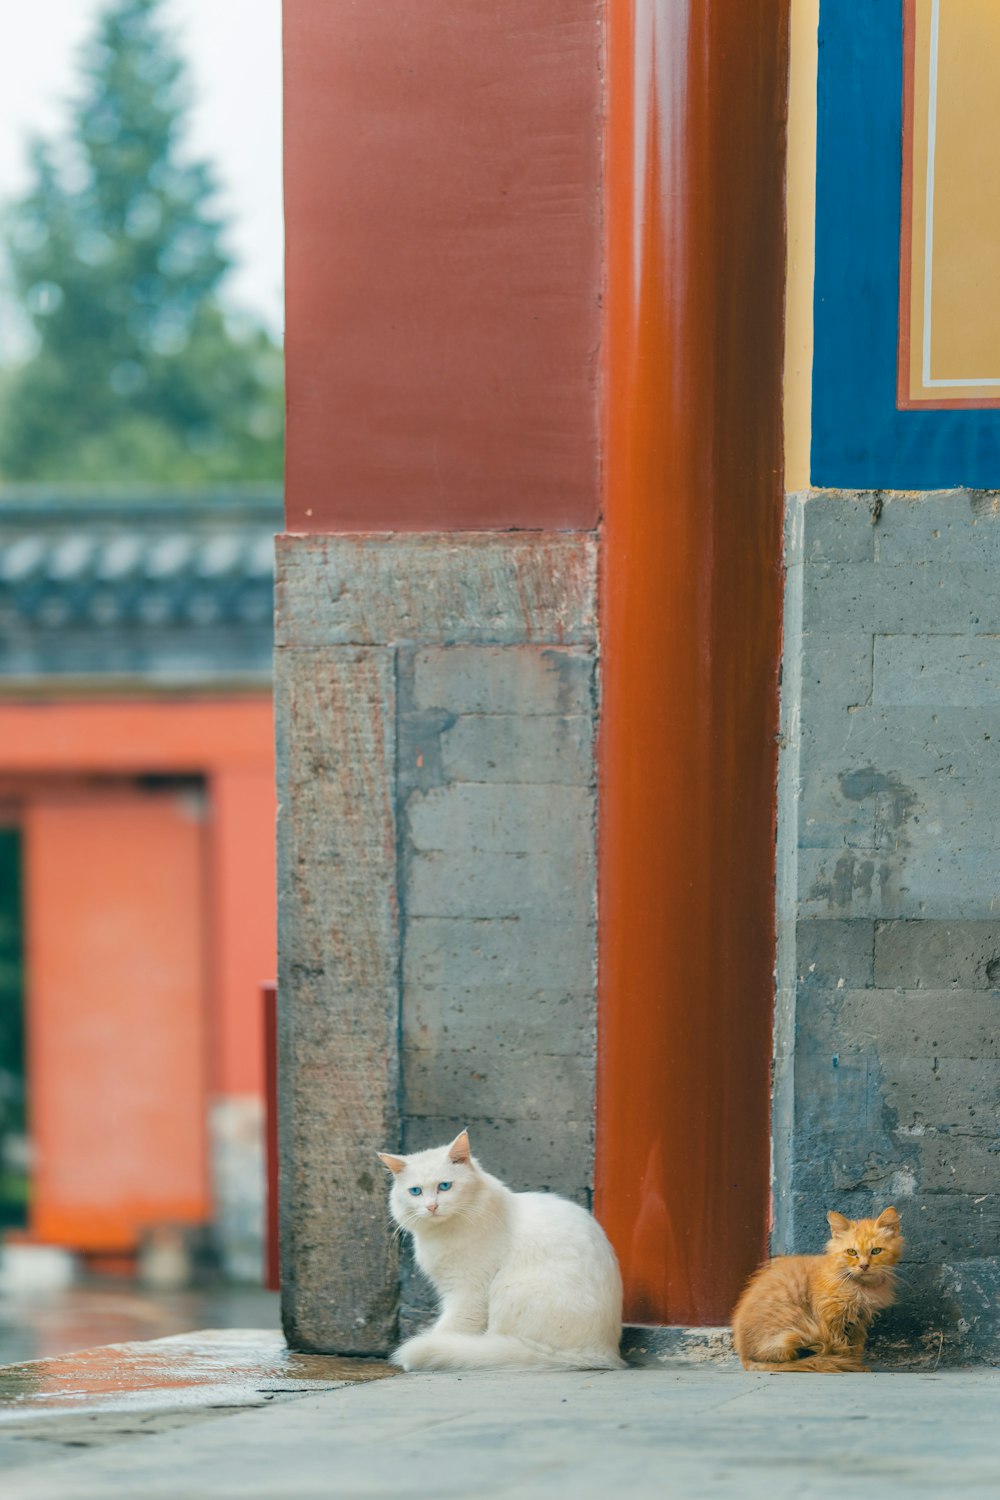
731,1207,903,1372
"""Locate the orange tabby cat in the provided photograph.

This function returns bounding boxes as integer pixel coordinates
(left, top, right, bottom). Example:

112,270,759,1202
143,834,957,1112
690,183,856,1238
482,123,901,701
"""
731,1207,903,1372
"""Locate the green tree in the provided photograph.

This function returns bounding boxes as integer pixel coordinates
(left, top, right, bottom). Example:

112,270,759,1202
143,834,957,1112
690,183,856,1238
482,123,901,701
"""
0,0,283,482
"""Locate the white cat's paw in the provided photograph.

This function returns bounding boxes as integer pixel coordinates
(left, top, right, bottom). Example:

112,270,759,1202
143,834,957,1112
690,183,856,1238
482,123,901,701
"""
391,1334,436,1371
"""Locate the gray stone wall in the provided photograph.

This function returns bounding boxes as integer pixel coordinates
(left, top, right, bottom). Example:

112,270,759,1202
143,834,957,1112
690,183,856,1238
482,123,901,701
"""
275,533,597,1353
396,643,597,1331
776,490,1000,1362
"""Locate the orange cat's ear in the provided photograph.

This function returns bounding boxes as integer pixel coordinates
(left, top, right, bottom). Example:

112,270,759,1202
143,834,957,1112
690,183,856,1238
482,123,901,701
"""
447,1129,471,1164
827,1211,851,1234
376,1151,406,1175
875,1206,900,1233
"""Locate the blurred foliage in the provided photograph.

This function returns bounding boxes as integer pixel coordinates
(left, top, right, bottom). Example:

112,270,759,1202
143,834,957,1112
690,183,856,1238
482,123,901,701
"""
0,0,283,483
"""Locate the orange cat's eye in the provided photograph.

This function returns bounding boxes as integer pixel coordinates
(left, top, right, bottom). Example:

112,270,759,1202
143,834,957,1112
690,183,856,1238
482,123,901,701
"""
845,1248,858,1256
871,1247,883,1255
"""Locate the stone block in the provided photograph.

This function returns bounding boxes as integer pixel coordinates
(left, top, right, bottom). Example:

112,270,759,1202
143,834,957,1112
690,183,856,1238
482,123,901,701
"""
797,843,1000,921
401,1115,594,1200
796,848,890,918
879,1055,1000,1135
941,1258,1000,1360
791,1049,874,1153
797,769,876,848
404,985,593,1057
403,916,596,992
275,531,598,647
875,491,1000,566
802,561,1000,634
403,1046,594,1123
800,989,1000,1061
794,919,875,989
412,645,594,716
799,769,992,866
874,634,1000,707
799,632,873,712
802,706,1000,781
405,782,594,856
439,713,594,786
889,1194,1000,1262
873,775,990,852
790,985,845,1055
902,1132,1000,1195
787,1189,1000,1263
800,493,877,563
875,919,1000,989
406,848,594,920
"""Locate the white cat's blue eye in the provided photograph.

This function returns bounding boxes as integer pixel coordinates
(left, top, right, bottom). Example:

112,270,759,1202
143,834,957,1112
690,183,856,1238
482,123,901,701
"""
408,1186,422,1197
438,1181,452,1192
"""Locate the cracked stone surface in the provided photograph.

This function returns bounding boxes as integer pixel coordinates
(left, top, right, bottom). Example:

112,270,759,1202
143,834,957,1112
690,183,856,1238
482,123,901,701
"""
4,1362,1000,1498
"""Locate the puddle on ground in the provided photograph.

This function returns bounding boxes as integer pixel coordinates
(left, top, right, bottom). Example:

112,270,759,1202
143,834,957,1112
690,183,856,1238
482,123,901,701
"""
0,1329,396,1420
0,1284,282,1367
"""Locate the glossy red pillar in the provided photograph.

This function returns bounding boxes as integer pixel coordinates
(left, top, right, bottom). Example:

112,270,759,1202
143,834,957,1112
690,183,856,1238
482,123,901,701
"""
596,1,789,1324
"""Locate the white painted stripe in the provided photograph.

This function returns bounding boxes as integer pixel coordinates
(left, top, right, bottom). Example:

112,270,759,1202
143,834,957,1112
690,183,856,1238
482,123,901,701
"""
924,376,1000,386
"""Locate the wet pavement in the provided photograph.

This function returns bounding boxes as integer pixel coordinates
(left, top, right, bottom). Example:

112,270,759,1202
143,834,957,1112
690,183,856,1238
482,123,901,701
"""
0,1326,394,1477
0,1283,281,1366
3,1294,997,1496
0,1327,394,1414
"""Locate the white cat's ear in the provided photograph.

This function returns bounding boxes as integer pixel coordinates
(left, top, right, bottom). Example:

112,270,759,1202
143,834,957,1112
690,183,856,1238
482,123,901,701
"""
875,1206,900,1233
827,1211,851,1234
446,1129,471,1164
376,1151,406,1175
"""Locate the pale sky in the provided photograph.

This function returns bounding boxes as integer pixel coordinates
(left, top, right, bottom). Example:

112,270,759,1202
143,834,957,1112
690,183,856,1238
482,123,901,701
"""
0,0,284,334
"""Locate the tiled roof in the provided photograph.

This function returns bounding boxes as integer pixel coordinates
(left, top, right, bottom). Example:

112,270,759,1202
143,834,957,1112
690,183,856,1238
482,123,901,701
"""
0,489,281,688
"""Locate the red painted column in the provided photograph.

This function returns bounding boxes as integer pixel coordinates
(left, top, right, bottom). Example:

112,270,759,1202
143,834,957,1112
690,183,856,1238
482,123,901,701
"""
596,1,789,1324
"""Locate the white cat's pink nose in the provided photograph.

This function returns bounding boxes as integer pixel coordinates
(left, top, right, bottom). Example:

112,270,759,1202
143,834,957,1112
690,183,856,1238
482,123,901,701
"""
426,1202,438,1214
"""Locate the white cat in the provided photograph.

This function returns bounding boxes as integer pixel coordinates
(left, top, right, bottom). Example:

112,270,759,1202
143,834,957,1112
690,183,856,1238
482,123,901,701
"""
377,1129,625,1371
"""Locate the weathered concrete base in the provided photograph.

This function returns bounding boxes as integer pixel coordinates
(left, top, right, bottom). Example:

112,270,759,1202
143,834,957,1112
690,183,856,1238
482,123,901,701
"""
276,533,598,1353
621,1316,1000,1371
776,489,1000,1362
622,1325,737,1367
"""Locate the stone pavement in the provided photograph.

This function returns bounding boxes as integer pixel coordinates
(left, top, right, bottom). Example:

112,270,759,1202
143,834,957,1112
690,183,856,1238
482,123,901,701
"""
3,1343,999,1500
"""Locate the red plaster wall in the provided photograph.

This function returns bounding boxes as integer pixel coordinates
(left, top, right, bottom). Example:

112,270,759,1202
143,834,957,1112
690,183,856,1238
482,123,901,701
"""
282,0,604,532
